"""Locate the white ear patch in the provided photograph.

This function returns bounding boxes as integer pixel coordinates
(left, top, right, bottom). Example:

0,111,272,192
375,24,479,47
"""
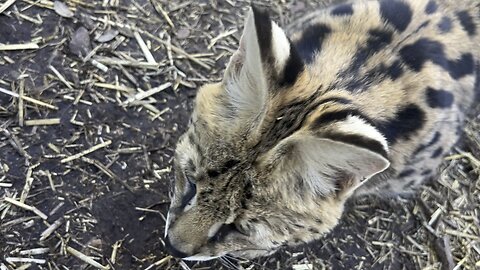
335,115,389,152
271,21,291,72
220,7,302,133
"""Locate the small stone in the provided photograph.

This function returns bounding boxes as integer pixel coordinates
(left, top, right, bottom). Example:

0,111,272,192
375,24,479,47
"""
176,28,190,39
54,1,74,18
69,27,91,58
96,29,119,43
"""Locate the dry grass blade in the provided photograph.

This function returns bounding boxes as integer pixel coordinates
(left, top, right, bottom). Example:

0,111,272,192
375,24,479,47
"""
150,0,174,28
92,56,159,69
93,82,134,93
0,86,57,110
61,140,112,163
0,0,16,14
19,165,37,203
18,247,50,255
134,31,156,64
124,82,171,104
40,218,63,241
24,118,61,126
5,258,46,264
144,256,172,270
3,197,48,220
49,65,74,90
142,31,212,70
18,79,24,126
66,246,109,270
0,43,38,51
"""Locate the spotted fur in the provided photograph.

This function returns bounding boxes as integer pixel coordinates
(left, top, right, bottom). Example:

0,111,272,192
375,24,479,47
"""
165,0,480,261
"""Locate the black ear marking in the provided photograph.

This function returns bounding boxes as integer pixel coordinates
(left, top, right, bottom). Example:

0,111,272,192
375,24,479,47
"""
251,5,305,88
279,41,304,87
251,5,273,62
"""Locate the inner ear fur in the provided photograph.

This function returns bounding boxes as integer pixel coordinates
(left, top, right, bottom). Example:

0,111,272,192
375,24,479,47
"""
263,134,391,196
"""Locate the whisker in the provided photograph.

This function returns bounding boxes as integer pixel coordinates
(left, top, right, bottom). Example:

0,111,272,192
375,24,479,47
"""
226,257,240,270
179,260,192,270
225,254,270,270
219,256,238,270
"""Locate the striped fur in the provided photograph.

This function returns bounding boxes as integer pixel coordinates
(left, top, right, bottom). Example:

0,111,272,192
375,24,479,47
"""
165,0,480,261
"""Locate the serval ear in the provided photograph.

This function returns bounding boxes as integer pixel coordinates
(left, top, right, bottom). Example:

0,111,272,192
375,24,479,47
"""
261,115,391,197
266,133,390,198
222,6,304,133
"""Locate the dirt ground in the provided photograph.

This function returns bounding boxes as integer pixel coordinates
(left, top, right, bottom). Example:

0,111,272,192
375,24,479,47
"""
0,0,479,269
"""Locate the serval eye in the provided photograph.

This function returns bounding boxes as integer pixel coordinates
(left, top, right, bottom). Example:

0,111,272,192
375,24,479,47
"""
179,174,197,209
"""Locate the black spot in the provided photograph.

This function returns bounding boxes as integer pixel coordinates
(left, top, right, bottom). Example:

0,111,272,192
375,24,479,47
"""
207,169,220,178
421,169,432,176
340,29,393,91
379,0,413,32
431,147,443,158
251,5,272,62
414,131,441,155
383,183,392,190
321,132,389,158
223,159,240,170
309,227,320,234
456,11,477,36
377,104,426,144
294,23,331,63
357,29,393,65
369,60,404,82
426,87,454,108
279,42,305,87
398,169,415,178
405,180,416,189
386,60,404,80
331,3,354,16
244,181,253,200
399,39,444,72
437,16,452,33
241,181,253,209
399,39,474,79
448,53,475,79
425,1,438,14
